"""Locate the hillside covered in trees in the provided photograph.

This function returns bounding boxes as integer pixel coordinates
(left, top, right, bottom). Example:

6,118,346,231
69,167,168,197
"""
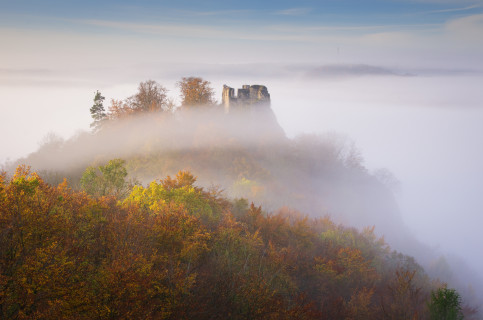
0,166,472,319
1,77,480,318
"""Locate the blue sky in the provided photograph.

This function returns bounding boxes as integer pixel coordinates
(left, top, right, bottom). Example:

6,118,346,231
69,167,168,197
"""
1,0,481,20
1,0,483,74
2,0,483,33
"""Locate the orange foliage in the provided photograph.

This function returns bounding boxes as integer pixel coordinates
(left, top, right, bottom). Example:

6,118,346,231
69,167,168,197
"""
177,77,216,107
0,166,450,319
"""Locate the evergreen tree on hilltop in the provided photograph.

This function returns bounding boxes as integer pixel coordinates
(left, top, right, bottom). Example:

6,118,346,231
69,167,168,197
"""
90,90,106,132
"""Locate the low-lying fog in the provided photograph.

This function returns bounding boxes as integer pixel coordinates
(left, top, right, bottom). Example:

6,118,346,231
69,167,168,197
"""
269,74,483,275
1,67,483,293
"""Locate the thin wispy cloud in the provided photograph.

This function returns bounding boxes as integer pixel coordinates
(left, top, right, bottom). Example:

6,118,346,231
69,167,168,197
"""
79,19,432,45
445,13,483,40
75,19,335,43
78,19,230,38
81,17,440,36
274,8,312,16
268,23,440,33
305,64,413,78
429,4,482,13
176,9,254,17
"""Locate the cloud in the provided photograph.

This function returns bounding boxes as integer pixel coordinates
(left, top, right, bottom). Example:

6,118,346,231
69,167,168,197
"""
273,8,311,16
75,19,344,43
306,64,413,78
429,4,482,13
175,9,254,17
358,31,417,46
445,13,483,41
408,0,481,3
77,19,279,41
78,19,229,38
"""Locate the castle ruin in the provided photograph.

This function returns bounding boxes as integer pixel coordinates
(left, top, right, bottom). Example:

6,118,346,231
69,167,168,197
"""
222,84,270,113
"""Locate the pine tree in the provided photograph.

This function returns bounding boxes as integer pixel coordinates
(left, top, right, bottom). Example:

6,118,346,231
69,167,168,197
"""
90,90,106,132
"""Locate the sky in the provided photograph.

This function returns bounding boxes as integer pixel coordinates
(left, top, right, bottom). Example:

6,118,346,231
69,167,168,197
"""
1,0,483,291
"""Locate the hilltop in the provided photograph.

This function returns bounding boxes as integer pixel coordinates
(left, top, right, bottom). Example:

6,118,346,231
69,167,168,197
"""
7,79,402,241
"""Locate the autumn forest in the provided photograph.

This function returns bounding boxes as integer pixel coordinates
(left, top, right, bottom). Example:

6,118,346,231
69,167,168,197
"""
1,78,477,319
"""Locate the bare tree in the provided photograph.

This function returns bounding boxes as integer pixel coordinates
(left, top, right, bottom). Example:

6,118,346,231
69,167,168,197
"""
129,80,168,112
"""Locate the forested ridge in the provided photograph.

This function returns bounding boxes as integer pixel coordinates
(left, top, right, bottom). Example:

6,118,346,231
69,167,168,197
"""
0,166,471,319
1,78,477,318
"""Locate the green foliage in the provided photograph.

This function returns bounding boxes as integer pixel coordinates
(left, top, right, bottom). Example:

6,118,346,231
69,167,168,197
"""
428,287,464,320
80,159,129,197
90,90,106,132
231,198,249,219
122,171,222,226
232,177,265,199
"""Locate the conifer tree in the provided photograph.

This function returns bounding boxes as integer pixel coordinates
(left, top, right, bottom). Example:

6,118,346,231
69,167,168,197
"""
90,90,106,132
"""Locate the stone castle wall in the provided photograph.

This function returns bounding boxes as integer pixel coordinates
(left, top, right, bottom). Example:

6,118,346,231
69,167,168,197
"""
222,84,270,113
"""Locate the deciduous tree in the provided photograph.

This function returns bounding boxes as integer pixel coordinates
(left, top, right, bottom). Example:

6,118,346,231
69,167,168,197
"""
129,80,168,112
428,287,464,320
80,159,130,197
177,77,216,107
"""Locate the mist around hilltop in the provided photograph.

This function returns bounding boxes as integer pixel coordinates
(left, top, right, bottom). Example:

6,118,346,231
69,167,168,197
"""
4,76,483,315
6,89,398,236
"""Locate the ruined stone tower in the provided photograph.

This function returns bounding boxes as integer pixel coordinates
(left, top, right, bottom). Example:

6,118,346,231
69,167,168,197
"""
222,84,270,113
